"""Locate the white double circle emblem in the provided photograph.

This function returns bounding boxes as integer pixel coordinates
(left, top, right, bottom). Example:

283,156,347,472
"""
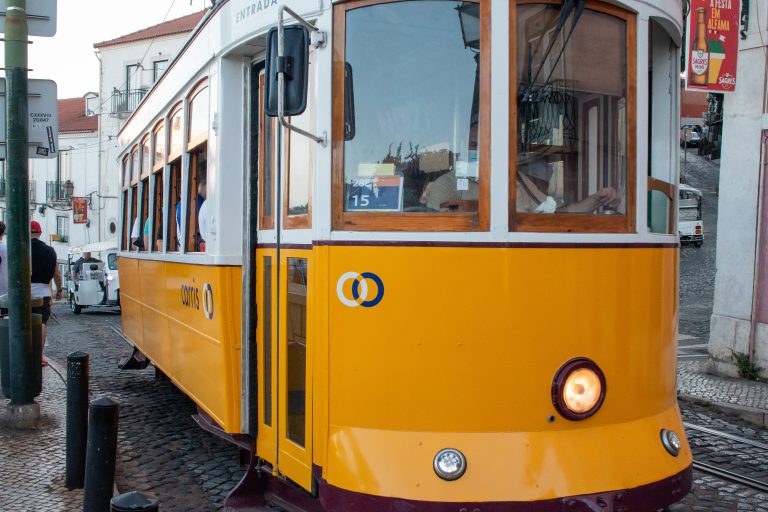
336,272,385,308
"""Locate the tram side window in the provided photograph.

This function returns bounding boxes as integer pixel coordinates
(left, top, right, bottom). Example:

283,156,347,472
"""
513,3,634,232
647,19,678,234
168,104,183,252
128,147,140,250
138,178,149,251
121,156,130,250
129,186,139,251
284,53,314,228
152,171,164,252
186,82,209,252
339,1,486,222
168,160,182,252
152,122,165,251
258,70,276,230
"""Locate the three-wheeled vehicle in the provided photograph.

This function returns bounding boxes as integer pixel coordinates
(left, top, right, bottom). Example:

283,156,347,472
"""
679,184,704,247
66,241,120,314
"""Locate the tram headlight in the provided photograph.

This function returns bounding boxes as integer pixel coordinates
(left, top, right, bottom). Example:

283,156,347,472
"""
552,358,606,420
661,429,682,457
433,448,467,481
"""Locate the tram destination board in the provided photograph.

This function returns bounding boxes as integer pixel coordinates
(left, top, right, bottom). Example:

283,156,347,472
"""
0,0,57,37
0,78,58,159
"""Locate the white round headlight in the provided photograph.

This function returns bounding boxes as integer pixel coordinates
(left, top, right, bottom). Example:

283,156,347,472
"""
661,429,681,456
433,448,467,481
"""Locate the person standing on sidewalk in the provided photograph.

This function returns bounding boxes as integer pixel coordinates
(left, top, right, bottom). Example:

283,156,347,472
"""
30,221,62,366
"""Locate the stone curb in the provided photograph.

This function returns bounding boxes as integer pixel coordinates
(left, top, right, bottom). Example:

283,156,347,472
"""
678,392,768,428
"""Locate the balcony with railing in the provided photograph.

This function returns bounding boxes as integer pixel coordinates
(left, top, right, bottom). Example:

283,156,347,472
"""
46,180,74,205
0,179,36,202
110,88,147,115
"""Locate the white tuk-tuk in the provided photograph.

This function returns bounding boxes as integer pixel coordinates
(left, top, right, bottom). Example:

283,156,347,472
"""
66,241,120,313
679,184,704,247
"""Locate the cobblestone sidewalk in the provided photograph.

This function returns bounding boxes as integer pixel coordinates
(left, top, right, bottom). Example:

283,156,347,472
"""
678,359,768,426
0,367,84,511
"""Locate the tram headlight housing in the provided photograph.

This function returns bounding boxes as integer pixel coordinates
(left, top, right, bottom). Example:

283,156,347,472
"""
433,448,467,481
661,429,682,457
552,358,606,420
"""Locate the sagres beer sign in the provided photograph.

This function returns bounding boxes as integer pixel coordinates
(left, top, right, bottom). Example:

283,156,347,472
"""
686,0,740,92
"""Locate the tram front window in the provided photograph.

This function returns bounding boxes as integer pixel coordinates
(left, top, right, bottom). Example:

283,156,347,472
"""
515,4,628,217
343,1,481,214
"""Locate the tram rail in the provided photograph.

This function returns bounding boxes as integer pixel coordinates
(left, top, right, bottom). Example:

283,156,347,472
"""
685,422,768,493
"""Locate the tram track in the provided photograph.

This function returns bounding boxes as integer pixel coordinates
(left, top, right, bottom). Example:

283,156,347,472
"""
684,422,768,494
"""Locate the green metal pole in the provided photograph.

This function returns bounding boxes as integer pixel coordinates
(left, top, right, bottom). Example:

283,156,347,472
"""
5,0,33,405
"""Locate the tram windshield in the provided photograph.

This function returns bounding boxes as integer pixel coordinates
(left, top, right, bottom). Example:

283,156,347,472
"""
343,0,481,213
516,3,628,215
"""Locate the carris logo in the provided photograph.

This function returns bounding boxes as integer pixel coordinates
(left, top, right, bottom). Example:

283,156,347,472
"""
336,272,385,308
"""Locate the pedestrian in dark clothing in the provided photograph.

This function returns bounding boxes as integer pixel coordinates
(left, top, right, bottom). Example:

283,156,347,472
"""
30,221,62,366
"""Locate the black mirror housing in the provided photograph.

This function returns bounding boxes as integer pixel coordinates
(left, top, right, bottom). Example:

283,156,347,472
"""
264,25,309,117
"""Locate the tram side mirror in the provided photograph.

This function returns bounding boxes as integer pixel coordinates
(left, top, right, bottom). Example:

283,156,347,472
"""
264,25,309,117
344,63,355,141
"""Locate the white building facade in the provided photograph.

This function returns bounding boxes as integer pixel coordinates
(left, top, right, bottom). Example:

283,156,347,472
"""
0,95,99,262
94,11,205,244
708,0,768,378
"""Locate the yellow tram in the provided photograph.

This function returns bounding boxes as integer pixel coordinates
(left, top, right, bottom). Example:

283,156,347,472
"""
117,0,691,509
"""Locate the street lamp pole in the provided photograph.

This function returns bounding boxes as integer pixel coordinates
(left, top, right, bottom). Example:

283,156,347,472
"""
4,0,38,427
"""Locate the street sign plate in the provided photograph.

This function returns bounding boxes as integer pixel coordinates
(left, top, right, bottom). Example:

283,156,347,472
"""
0,0,57,37
0,77,58,159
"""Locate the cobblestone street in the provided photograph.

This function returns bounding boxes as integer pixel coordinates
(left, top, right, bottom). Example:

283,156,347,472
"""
41,306,243,511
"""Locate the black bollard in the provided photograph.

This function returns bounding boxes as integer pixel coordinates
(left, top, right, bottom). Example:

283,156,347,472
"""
111,491,159,512
31,314,42,398
66,352,90,489
0,317,9,398
83,397,120,512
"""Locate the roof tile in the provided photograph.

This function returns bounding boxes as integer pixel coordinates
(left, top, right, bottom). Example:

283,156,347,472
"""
94,11,205,49
59,98,98,133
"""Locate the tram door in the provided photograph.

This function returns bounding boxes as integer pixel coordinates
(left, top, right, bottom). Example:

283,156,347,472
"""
252,63,314,492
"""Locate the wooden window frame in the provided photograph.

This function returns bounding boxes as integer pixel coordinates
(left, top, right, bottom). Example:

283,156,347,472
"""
509,0,637,233
153,121,166,173
121,155,130,191
168,158,182,252
331,0,491,232
168,103,184,162
130,146,140,186
130,186,138,251
152,171,164,252
140,135,151,179
140,177,150,251
121,190,129,250
259,71,276,230
186,144,206,252
187,79,209,152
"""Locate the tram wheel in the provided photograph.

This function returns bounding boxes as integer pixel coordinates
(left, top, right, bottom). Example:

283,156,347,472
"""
694,241,703,247
70,295,82,315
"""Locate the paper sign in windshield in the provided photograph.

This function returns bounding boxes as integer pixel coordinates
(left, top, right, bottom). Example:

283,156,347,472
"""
346,175,404,211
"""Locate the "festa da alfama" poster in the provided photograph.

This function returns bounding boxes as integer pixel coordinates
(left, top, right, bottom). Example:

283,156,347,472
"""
686,0,740,93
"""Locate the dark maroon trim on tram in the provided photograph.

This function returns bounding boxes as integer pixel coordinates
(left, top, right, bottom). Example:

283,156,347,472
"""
225,461,692,512
317,466,692,512
256,241,679,249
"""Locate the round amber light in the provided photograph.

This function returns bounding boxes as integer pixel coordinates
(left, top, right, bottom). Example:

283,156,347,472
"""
552,358,606,420
563,368,602,414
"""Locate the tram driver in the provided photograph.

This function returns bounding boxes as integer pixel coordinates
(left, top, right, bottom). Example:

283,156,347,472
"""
515,155,620,214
